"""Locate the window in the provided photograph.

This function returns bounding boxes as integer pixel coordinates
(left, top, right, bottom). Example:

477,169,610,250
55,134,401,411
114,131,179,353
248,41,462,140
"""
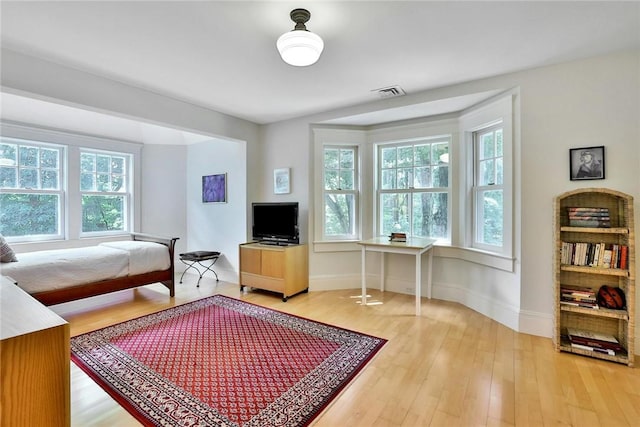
473,124,503,247
322,146,358,240
80,150,131,234
377,137,450,240
0,123,140,242
312,92,515,268
461,93,514,261
0,138,64,239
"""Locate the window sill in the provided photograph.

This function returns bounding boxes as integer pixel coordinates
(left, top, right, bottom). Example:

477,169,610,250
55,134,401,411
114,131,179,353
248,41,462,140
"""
313,240,515,272
313,240,362,253
434,245,515,272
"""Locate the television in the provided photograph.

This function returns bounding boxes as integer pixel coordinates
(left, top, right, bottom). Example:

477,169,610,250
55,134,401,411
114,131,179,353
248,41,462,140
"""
252,202,299,245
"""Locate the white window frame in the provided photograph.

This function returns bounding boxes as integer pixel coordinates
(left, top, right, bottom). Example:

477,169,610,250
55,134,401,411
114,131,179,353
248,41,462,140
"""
473,123,504,251
460,95,514,259
375,136,451,241
321,145,359,241
79,148,133,237
313,128,366,252
0,137,66,241
0,122,142,243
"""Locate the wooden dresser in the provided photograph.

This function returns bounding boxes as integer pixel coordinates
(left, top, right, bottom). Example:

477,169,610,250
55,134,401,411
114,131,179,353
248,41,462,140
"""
1,276,70,426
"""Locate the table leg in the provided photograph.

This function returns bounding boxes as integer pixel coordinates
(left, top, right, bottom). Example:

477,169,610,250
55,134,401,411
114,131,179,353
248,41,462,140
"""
427,248,433,299
361,246,367,306
415,252,422,316
380,252,385,292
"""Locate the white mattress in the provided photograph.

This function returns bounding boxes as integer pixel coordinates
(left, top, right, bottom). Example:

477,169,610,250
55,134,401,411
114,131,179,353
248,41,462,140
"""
99,241,170,275
1,241,170,295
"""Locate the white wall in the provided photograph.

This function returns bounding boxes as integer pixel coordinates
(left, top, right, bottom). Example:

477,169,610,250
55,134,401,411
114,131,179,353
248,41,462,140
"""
254,121,311,243
141,145,188,255
185,139,247,282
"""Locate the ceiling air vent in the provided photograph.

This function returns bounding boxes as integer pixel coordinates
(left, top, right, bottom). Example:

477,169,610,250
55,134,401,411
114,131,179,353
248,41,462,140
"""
372,85,406,98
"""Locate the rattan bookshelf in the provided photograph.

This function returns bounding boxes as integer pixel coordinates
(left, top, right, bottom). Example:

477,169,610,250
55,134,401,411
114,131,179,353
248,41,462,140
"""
554,188,635,367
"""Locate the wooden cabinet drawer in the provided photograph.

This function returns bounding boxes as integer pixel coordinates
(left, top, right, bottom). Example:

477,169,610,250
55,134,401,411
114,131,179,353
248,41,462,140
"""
240,273,284,293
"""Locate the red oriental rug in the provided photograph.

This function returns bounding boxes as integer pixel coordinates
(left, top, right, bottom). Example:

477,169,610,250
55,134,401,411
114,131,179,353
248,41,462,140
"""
71,295,386,426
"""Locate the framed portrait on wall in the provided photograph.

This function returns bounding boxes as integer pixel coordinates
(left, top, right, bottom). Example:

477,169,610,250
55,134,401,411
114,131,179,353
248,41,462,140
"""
274,168,290,194
569,146,605,181
202,173,227,203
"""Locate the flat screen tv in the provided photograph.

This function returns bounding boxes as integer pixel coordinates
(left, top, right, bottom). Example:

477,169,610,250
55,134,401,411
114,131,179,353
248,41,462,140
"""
252,202,299,245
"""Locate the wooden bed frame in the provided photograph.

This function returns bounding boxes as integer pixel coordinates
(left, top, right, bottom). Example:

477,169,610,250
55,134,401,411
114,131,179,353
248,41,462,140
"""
31,233,179,306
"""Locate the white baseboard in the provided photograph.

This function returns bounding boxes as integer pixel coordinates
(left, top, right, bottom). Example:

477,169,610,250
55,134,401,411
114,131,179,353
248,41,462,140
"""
309,274,553,338
518,309,553,338
433,281,521,332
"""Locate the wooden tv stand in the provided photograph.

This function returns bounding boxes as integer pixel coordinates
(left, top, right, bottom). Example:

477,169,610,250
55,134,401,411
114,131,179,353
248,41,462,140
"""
239,242,308,301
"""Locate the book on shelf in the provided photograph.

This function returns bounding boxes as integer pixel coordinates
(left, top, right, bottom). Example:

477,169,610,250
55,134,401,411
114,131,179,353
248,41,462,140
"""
620,245,628,270
561,284,594,294
602,249,613,268
560,300,599,309
569,336,624,353
566,328,624,355
561,293,597,302
567,207,610,213
567,328,620,344
561,242,628,269
566,207,611,228
568,212,610,218
597,242,606,266
561,292,596,300
570,343,615,356
568,219,611,228
560,284,598,308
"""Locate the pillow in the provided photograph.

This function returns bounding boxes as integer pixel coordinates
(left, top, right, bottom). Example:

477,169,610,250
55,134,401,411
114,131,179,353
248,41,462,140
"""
0,235,18,263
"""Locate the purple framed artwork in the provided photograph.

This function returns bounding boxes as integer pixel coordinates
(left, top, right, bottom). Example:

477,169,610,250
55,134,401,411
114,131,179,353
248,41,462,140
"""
202,173,227,203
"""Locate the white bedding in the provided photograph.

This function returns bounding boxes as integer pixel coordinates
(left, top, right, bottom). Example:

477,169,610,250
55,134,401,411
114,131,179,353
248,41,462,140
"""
1,241,170,295
99,241,170,275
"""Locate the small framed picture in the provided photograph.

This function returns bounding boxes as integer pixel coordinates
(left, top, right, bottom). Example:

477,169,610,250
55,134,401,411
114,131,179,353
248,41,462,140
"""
202,173,227,203
274,168,290,194
569,146,605,181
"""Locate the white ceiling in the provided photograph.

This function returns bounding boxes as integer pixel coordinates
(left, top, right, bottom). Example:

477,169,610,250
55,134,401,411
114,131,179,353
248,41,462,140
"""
1,1,639,127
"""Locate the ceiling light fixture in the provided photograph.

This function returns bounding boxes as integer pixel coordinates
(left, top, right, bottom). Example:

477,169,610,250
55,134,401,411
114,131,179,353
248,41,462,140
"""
277,8,324,67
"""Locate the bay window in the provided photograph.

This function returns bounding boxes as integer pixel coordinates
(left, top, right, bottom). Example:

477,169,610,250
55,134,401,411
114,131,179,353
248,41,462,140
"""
377,137,450,240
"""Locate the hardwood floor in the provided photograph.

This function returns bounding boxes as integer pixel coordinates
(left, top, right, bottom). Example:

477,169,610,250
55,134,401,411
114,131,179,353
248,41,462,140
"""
52,276,640,426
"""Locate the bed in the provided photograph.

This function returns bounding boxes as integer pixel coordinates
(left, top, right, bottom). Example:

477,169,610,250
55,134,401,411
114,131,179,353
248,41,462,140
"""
1,233,178,306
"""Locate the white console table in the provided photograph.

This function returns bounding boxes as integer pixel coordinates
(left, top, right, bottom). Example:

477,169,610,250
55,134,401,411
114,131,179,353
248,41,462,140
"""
359,236,436,316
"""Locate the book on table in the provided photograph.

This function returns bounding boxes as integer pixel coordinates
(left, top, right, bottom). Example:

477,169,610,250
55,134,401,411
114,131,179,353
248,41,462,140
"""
389,232,407,242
